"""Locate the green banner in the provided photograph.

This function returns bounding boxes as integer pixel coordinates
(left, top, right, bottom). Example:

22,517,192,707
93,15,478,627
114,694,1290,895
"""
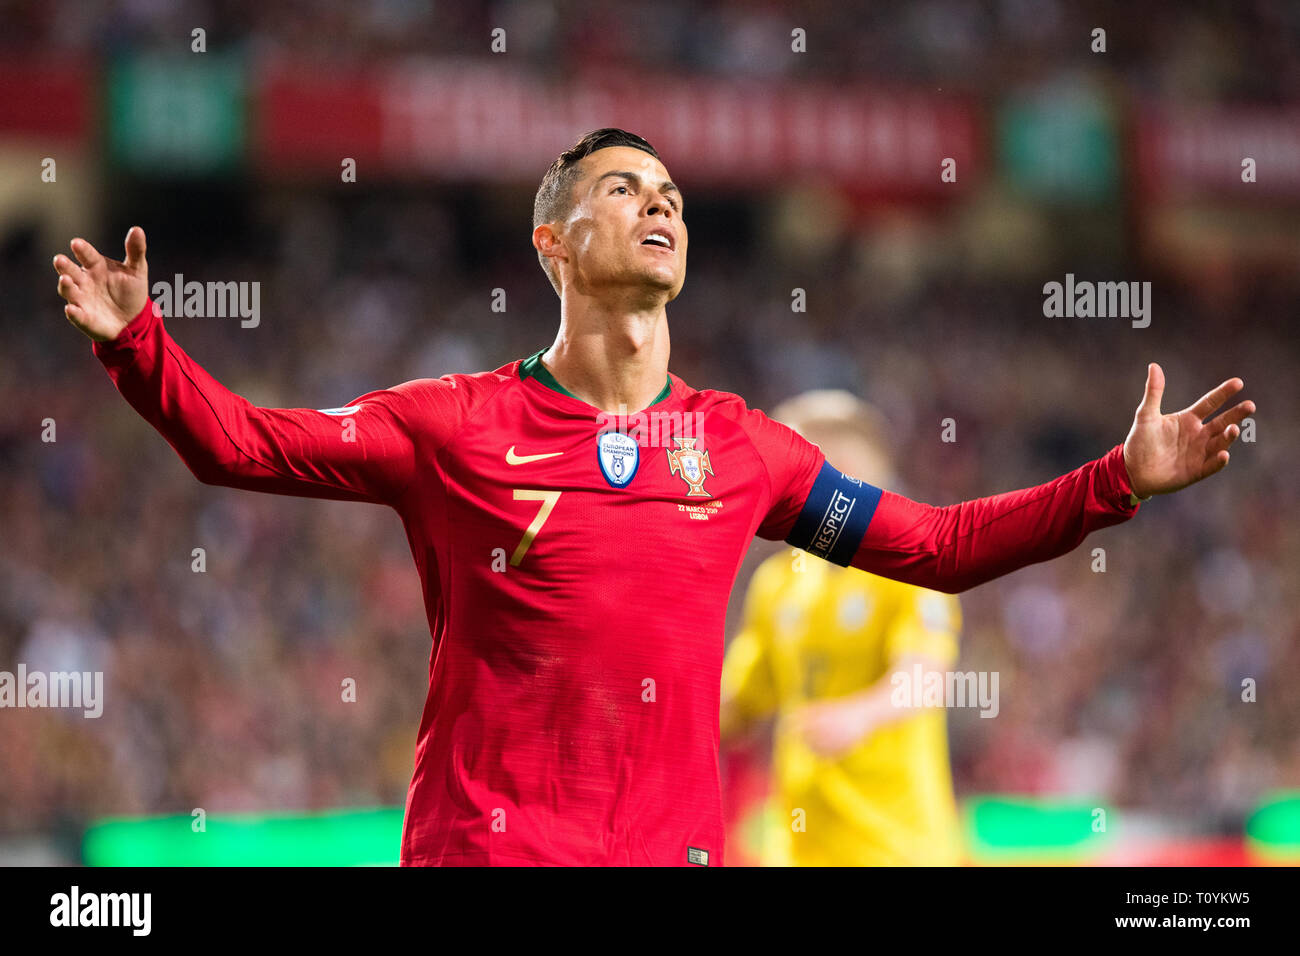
998,84,1118,201
107,52,246,175
1245,790,1300,861
964,796,1113,863
83,807,403,866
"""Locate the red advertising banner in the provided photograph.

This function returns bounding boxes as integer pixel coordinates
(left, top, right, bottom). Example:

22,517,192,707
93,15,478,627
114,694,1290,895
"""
1136,104,1300,199
0,60,94,144
255,57,980,194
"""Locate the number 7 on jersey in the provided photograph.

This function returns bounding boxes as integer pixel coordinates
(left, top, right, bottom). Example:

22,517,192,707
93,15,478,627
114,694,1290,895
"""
510,489,562,566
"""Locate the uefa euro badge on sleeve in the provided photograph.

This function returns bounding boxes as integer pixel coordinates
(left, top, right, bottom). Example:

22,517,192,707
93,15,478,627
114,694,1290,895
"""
667,437,714,497
598,431,640,488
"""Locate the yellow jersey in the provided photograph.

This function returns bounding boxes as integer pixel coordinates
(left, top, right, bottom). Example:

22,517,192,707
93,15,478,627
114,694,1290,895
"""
722,548,963,866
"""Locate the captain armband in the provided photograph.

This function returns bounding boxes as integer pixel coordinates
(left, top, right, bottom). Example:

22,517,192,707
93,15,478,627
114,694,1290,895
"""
784,461,883,566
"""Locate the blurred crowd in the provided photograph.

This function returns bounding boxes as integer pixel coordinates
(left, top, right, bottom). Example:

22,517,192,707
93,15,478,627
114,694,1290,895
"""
2,0,1298,101
0,0,1297,856
1,182,1296,846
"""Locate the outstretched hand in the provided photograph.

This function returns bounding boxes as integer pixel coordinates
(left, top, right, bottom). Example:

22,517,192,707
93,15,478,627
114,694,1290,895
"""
53,227,150,343
1122,363,1255,499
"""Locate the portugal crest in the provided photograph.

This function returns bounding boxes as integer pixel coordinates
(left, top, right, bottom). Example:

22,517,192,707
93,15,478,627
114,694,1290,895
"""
597,431,640,488
667,436,714,497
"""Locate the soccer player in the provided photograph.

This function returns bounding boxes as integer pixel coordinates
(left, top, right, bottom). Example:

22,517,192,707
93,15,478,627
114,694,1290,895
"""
53,128,1254,866
721,390,963,866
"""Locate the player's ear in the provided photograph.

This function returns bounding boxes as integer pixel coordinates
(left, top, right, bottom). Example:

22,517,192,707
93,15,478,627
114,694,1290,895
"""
532,223,564,261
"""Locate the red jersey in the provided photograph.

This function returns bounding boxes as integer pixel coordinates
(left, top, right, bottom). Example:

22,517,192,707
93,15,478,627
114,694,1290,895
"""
93,299,1141,865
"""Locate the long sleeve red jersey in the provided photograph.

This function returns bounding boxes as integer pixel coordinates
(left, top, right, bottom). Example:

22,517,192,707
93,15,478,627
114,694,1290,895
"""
93,299,1141,865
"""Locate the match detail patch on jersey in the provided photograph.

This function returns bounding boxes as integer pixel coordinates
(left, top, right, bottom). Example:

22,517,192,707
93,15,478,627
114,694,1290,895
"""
597,431,640,487
687,846,710,866
785,461,882,566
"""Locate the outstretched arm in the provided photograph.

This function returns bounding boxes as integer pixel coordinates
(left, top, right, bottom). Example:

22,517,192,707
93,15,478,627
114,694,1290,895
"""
848,444,1137,593
54,228,417,504
784,366,1255,593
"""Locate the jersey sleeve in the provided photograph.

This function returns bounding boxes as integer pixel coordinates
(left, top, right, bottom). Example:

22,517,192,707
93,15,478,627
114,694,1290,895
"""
777,448,1141,593
849,446,1140,593
884,588,961,666
92,298,464,506
731,404,826,540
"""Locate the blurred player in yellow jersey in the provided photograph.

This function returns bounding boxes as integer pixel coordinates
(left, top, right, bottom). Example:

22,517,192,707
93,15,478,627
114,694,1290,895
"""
721,390,963,866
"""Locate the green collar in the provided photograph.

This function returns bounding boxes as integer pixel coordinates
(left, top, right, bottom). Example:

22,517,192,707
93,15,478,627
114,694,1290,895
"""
519,349,673,407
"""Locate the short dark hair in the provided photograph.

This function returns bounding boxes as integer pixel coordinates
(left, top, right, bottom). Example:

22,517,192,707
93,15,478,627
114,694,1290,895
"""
533,128,662,298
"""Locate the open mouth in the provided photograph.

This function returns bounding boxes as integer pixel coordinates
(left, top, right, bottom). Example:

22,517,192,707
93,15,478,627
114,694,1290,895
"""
640,231,675,251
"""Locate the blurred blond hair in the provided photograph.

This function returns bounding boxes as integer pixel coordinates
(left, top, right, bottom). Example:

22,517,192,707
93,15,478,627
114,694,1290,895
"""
769,389,893,466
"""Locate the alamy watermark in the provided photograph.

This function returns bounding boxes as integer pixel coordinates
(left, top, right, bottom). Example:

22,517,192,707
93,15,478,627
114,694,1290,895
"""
596,406,707,447
0,664,103,718
1043,273,1151,328
50,886,150,936
890,664,999,718
151,273,260,328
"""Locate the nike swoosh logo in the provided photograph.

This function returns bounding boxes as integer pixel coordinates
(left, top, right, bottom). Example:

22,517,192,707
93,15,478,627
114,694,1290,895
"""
506,446,564,465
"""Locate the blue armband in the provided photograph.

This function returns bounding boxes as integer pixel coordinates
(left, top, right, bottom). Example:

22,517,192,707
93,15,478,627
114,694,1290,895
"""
784,461,882,566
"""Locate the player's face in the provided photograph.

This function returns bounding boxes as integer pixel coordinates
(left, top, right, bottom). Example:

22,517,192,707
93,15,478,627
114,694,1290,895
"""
560,146,688,302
